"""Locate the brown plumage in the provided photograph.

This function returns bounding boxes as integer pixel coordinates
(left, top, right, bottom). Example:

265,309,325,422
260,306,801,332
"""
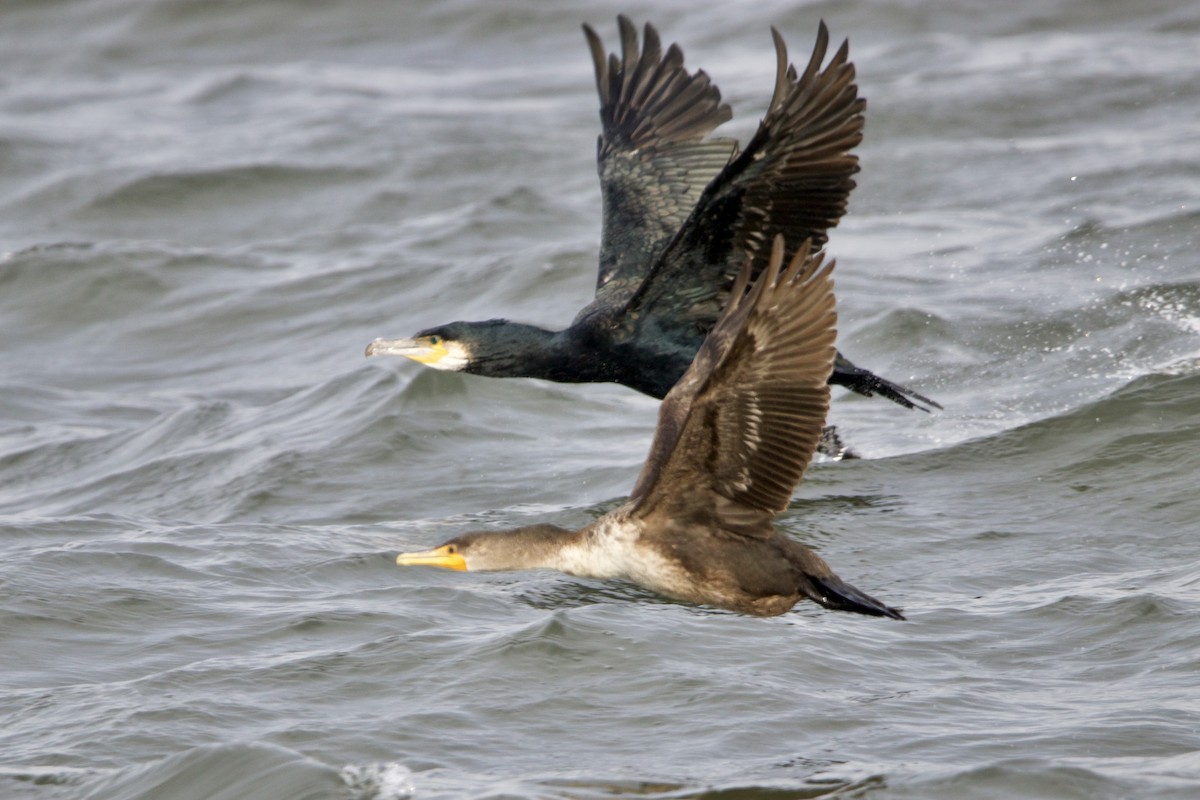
396,236,904,620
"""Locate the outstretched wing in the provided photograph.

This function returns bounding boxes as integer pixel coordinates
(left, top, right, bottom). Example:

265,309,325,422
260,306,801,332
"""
584,16,737,297
620,22,862,335
628,237,836,538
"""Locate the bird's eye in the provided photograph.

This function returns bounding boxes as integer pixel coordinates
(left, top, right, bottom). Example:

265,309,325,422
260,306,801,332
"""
428,335,441,346
446,544,457,554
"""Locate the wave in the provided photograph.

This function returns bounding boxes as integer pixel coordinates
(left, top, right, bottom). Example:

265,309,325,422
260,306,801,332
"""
75,742,349,800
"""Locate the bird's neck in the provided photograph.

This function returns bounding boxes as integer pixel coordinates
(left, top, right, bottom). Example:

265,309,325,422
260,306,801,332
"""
463,322,618,385
456,317,688,397
457,322,552,377
470,519,639,581
468,524,587,571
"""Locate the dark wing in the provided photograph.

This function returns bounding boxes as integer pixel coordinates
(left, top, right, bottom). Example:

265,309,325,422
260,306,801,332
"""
584,16,737,297
628,237,836,538
617,22,861,334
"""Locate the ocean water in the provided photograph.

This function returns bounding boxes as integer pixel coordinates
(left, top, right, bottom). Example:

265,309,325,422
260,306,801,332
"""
2,0,1199,798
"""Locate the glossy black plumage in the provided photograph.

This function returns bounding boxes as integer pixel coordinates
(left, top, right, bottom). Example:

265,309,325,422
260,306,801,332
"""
367,18,938,418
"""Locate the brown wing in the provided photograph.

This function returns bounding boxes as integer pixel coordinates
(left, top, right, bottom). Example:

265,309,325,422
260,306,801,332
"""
620,22,862,334
628,237,837,538
583,16,737,298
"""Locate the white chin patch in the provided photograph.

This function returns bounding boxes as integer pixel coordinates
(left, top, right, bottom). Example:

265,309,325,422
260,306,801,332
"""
367,336,470,371
425,352,468,371
422,341,470,372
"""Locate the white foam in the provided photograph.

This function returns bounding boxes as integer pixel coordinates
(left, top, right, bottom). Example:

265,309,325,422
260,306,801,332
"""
341,762,415,800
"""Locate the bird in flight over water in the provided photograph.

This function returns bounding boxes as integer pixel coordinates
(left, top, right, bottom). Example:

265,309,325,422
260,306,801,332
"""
396,236,904,619
367,18,939,417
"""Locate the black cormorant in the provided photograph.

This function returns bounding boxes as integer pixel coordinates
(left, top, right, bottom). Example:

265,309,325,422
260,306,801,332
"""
367,18,939,419
396,236,904,619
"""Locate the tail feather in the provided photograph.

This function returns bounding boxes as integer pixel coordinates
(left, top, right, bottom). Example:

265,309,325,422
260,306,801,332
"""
831,353,941,413
802,573,905,620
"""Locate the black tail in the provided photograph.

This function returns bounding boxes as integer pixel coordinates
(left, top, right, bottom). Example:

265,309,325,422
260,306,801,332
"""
831,352,941,413
803,573,905,620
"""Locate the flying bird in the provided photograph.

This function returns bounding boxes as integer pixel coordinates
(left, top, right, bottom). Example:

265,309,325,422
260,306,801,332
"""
396,237,904,619
367,17,939,422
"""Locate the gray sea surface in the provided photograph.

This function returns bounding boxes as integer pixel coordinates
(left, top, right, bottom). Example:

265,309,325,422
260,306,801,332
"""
2,0,1199,798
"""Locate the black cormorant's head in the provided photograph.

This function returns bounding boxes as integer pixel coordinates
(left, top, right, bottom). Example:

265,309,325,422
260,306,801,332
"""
365,322,481,372
366,319,562,378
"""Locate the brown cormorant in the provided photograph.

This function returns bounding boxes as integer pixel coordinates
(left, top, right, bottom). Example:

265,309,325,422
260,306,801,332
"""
396,237,904,619
366,18,939,417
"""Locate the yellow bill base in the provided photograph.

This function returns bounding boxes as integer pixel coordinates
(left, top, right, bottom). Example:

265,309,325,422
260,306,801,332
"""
395,546,468,571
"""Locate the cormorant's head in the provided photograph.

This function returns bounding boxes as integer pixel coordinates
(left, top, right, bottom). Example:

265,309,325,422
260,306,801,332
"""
394,538,471,571
366,319,559,377
365,323,478,372
395,525,572,572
